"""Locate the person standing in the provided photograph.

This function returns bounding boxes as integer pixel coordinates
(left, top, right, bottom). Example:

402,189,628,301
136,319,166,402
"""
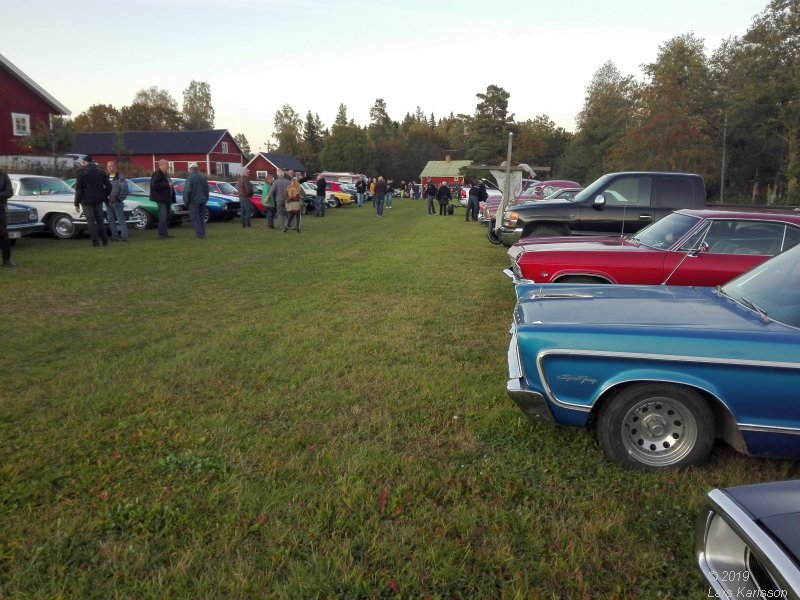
149,159,176,239
285,178,303,233
105,160,128,241
385,179,394,209
261,174,275,229
355,177,365,207
265,169,291,231
0,168,15,267
183,163,209,239
374,176,387,217
315,174,327,217
436,181,451,216
425,180,437,216
75,156,111,247
237,168,255,227
466,179,486,222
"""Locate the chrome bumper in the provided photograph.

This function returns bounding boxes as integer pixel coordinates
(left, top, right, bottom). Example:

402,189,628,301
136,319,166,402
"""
507,328,554,423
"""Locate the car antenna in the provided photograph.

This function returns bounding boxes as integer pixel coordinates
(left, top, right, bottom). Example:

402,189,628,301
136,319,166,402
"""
661,223,711,286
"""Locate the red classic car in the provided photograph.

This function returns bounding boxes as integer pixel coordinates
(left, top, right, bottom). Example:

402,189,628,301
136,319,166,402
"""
514,179,582,203
506,208,800,286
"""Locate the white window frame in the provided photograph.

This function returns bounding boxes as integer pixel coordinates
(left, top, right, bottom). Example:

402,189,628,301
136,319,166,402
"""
11,113,30,136
256,170,267,180
167,161,175,173
221,142,229,154
215,162,223,175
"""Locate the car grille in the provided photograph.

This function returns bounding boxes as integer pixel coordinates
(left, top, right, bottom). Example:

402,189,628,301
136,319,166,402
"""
746,549,782,595
511,262,523,280
6,208,30,226
225,202,241,211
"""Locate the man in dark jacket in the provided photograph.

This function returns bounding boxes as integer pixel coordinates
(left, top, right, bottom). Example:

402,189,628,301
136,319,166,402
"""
183,163,209,239
355,178,365,207
237,169,255,227
74,156,112,247
0,168,14,266
315,175,326,217
425,181,437,216
466,180,488,222
436,181,452,216
149,159,175,239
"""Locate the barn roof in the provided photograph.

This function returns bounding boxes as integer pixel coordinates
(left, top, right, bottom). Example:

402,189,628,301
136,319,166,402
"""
73,130,242,155
419,160,472,178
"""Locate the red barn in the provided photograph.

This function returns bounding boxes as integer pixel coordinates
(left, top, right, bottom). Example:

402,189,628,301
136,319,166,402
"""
0,52,71,161
245,152,307,180
73,130,246,176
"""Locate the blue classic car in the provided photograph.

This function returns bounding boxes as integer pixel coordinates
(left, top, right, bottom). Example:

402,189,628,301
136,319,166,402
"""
506,243,800,470
6,202,44,238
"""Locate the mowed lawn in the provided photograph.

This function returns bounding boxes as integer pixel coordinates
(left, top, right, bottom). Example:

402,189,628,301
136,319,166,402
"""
1,199,796,599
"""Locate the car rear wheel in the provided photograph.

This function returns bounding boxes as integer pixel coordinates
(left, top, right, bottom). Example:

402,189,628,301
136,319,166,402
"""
49,214,78,239
327,197,340,208
131,207,153,230
597,383,714,471
201,206,210,223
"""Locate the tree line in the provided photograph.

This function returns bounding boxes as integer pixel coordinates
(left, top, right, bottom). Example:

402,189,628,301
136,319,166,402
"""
33,0,797,202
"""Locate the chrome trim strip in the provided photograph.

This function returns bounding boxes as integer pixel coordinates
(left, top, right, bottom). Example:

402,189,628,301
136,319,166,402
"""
739,424,800,436
531,347,800,421
698,489,800,598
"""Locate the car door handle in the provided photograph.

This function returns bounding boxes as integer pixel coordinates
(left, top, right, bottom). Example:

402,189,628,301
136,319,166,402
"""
638,214,654,220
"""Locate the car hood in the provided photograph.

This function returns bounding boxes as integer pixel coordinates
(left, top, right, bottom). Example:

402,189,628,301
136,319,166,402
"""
513,284,764,332
509,236,636,260
724,480,800,563
511,197,573,210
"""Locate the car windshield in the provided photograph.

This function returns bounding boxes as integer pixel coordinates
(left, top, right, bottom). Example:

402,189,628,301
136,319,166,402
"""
721,243,800,328
18,177,75,195
127,180,147,194
630,212,700,249
216,182,237,194
573,174,613,203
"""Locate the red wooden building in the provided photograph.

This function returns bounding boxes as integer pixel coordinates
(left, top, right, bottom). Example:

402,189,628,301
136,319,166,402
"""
245,152,307,180
73,130,246,176
0,52,70,161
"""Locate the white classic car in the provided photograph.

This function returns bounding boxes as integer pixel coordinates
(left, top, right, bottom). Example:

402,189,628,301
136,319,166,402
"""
9,174,140,239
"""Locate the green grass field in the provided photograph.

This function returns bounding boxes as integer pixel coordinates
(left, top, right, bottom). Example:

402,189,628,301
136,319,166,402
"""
1,200,796,599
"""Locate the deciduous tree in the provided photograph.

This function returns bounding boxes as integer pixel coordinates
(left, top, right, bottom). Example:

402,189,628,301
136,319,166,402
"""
182,80,215,130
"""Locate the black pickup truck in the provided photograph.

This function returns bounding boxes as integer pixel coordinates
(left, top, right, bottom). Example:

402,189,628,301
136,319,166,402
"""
495,171,707,246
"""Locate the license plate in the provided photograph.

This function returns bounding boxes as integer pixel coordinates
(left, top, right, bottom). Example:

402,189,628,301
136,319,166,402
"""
8,231,21,239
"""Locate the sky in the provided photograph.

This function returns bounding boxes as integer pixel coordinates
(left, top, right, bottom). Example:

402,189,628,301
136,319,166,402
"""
5,0,768,155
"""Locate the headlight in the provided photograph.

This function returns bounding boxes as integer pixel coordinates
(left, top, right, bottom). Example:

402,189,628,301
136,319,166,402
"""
503,212,519,228
28,207,38,221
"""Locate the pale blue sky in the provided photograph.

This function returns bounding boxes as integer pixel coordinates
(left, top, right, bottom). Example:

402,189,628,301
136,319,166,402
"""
5,0,767,153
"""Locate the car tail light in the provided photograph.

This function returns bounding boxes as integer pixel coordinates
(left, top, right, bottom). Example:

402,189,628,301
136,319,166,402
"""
503,212,519,228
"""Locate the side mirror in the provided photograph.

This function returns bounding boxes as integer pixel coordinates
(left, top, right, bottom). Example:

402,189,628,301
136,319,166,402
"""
689,241,709,256
593,194,606,208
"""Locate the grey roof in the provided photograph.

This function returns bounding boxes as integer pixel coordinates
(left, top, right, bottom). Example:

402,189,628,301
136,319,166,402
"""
0,52,70,115
73,130,241,156
252,152,307,173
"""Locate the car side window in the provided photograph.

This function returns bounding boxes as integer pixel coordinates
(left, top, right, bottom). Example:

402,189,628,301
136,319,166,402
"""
657,177,696,208
782,225,800,252
603,176,652,207
704,220,787,256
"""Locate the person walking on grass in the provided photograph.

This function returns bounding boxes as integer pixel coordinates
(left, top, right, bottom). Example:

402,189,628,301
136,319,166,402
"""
425,180,437,216
75,156,112,247
105,160,129,242
183,163,209,239
385,179,394,209
261,174,275,229
149,159,176,239
374,176,387,217
264,169,291,231
355,177,365,207
315,174,327,217
284,178,303,233
436,181,451,216
0,168,15,267
237,168,255,227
